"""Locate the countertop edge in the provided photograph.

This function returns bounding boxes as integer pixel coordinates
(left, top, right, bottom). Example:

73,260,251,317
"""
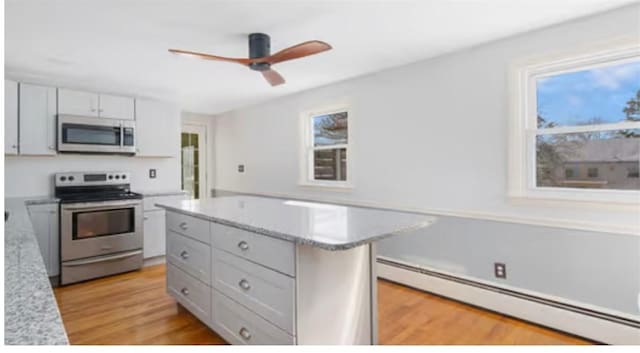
155,203,435,251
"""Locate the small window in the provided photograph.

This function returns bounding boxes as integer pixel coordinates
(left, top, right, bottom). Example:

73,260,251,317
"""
587,167,599,178
301,106,351,187
565,168,575,178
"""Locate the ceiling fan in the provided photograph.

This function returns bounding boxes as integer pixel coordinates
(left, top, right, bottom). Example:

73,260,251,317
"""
169,33,332,86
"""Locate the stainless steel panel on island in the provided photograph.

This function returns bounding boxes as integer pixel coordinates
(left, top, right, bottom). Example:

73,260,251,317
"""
156,195,435,345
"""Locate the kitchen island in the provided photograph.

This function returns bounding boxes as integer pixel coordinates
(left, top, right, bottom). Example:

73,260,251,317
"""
156,195,435,345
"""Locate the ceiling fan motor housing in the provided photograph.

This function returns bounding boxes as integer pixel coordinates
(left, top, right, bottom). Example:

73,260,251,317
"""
249,33,271,71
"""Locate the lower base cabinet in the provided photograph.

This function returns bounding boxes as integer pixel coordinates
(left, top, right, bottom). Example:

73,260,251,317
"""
211,289,295,345
143,210,166,258
164,210,376,345
28,203,59,277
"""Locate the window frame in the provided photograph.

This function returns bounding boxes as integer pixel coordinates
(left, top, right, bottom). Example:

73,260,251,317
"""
509,44,640,205
299,104,353,189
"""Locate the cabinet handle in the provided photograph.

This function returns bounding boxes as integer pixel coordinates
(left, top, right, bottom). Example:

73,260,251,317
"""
98,108,104,112
237,241,249,251
239,327,251,340
143,216,149,221
91,108,96,112
180,287,189,296
238,279,251,291
180,250,189,260
179,222,188,230
11,144,17,149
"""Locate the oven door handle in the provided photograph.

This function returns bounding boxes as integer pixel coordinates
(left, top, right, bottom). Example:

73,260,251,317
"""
62,250,142,267
62,201,141,211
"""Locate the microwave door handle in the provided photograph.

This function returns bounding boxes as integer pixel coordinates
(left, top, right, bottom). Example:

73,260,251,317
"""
120,122,124,149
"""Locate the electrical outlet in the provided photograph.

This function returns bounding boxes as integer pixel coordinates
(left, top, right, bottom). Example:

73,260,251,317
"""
494,262,507,279
238,164,245,173
149,169,156,179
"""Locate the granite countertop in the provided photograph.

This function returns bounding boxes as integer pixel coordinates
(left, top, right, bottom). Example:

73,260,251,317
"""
5,197,68,345
156,196,436,251
137,190,188,197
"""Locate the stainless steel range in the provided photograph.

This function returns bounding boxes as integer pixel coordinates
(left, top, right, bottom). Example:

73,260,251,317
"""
55,171,143,285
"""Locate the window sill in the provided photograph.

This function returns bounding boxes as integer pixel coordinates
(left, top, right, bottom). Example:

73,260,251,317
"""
508,188,640,211
298,181,354,191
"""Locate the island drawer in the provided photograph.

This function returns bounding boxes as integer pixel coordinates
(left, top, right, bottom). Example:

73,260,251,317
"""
167,264,211,325
211,222,295,277
212,248,295,334
166,211,210,244
167,231,211,285
211,289,295,345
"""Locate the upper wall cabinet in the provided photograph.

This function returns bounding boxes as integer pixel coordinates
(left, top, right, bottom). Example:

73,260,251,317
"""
58,88,134,120
5,80,19,155
19,83,57,155
99,94,135,120
135,98,180,157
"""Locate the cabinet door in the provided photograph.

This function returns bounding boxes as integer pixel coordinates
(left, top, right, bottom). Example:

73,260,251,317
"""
28,204,59,277
4,80,19,155
143,210,166,258
58,88,98,117
19,84,57,155
99,94,135,120
135,99,180,156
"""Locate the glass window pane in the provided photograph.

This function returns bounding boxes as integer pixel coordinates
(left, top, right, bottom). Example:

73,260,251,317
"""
314,148,347,181
536,60,640,128
313,112,348,146
536,130,640,190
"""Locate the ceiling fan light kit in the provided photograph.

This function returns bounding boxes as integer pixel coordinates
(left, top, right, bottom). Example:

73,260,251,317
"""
169,33,332,87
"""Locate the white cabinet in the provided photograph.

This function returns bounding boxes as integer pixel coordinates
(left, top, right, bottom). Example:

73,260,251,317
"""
135,99,180,156
143,210,166,259
19,83,57,155
98,94,135,120
5,80,19,155
58,88,134,120
28,203,60,277
58,88,99,117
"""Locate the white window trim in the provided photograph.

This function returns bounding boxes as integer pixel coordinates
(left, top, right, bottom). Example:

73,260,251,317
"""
508,44,640,206
299,104,353,189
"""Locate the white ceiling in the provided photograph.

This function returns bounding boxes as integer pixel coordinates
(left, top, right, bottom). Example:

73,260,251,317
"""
5,0,636,115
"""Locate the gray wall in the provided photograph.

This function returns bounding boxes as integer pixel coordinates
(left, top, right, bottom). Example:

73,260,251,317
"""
378,216,640,318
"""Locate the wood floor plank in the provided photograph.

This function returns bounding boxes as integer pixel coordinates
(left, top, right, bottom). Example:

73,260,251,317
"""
53,264,593,345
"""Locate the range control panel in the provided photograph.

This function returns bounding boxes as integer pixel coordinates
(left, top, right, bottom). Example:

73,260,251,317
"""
54,171,131,187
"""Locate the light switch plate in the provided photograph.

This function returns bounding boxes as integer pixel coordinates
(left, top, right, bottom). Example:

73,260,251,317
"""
149,169,157,179
238,165,245,173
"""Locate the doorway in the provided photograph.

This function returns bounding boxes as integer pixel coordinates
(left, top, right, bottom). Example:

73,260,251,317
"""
181,124,207,199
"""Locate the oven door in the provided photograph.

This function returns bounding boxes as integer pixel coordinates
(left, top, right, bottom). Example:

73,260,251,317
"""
60,199,143,261
57,115,126,153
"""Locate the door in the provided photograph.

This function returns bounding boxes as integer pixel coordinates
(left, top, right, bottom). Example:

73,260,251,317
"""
181,124,207,199
58,88,99,117
5,80,18,155
136,99,180,156
19,83,57,155
99,94,135,120
28,204,59,277
143,210,166,258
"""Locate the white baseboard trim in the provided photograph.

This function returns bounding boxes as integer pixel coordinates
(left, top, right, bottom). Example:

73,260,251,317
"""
143,256,166,268
377,262,640,345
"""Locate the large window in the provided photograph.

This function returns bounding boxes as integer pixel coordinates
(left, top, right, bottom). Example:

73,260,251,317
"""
301,105,351,188
510,46,640,204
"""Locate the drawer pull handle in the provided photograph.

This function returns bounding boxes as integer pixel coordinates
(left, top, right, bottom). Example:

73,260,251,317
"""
180,287,189,296
237,241,249,251
239,327,251,340
238,279,251,291
179,222,188,230
180,250,189,260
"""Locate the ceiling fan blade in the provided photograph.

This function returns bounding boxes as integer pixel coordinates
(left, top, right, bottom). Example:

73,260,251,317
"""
266,40,332,65
168,49,253,66
262,69,285,86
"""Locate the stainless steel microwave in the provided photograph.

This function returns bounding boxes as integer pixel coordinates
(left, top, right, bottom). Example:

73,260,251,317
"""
57,115,136,154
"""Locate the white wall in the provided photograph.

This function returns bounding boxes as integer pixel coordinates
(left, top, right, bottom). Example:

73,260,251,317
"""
213,5,640,236
4,154,180,197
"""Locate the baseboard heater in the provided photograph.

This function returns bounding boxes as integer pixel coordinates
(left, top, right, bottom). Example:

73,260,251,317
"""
377,257,640,345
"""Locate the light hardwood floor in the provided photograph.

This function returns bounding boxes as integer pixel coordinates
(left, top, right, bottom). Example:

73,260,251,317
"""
53,264,593,345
